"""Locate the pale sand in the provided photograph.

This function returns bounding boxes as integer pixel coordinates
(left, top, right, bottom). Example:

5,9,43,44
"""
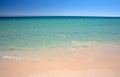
0,46,120,77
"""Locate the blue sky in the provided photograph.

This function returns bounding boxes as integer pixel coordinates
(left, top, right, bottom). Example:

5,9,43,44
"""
0,0,120,16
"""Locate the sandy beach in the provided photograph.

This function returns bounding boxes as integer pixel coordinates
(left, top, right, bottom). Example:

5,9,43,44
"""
0,46,120,77
0,0,120,76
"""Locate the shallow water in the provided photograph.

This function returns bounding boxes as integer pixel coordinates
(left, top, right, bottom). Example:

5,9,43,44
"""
0,17,120,50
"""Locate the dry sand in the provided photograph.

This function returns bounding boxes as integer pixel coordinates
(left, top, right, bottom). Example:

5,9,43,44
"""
0,46,120,77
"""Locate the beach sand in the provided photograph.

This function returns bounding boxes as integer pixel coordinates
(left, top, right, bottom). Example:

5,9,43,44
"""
0,46,120,77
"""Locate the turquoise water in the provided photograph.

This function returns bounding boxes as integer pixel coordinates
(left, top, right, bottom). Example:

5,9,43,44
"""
0,17,120,50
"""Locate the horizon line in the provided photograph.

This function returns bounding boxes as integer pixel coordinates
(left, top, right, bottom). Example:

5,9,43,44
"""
0,15,120,18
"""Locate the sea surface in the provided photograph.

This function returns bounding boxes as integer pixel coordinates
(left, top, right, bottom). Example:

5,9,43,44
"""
0,16,120,59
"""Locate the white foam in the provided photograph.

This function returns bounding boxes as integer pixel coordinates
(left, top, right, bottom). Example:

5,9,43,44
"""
1,55,22,60
71,41,78,44
71,41,101,47
61,35,67,38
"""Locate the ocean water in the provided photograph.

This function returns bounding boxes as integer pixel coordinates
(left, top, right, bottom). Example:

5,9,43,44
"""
0,17,120,51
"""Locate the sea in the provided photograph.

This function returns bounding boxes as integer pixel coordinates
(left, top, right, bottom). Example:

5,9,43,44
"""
0,16,120,59
0,16,120,49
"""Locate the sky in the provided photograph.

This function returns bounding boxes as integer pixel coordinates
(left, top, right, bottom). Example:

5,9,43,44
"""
0,0,120,16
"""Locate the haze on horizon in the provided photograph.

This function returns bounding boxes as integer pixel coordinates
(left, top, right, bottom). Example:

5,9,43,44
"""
0,0,120,17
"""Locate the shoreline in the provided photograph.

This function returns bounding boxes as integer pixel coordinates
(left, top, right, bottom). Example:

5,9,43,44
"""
0,45,120,60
